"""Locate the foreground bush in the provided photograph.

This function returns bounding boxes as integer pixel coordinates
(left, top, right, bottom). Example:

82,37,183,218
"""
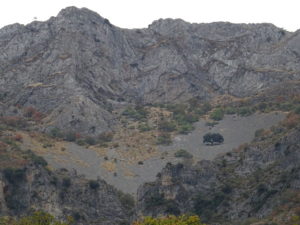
0,211,73,225
133,215,205,225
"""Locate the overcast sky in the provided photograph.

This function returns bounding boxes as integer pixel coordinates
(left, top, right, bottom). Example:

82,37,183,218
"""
0,0,299,31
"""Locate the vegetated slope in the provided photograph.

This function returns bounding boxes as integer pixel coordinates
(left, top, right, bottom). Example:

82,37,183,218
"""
1,6,300,135
136,116,300,224
0,125,134,225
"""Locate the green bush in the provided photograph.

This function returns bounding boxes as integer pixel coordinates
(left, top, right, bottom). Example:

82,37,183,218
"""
138,123,151,132
224,107,236,115
254,129,265,138
122,105,148,120
85,136,96,145
203,133,224,145
237,107,254,116
174,149,193,158
294,106,300,114
156,133,172,145
158,120,177,132
178,123,194,134
88,180,100,189
49,127,63,138
64,132,77,142
210,108,224,121
62,177,71,188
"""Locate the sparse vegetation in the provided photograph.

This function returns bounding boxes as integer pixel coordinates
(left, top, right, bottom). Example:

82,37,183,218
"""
133,215,204,225
210,108,224,121
0,211,73,225
156,133,172,145
174,149,193,158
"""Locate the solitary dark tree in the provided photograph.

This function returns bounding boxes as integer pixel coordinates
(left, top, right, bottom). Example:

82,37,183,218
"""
203,133,224,145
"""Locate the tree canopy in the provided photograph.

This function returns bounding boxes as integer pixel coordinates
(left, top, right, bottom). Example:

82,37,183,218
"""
203,133,224,145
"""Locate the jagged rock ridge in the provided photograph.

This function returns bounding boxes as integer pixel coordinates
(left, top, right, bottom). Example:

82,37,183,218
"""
0,6,300,135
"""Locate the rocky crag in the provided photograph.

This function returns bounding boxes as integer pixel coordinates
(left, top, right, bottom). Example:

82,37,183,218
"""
0,163,133,225
1,6,300,135
136,127,300,224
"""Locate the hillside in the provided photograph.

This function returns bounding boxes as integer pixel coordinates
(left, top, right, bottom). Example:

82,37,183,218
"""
1,6,300,135
0,6,300,225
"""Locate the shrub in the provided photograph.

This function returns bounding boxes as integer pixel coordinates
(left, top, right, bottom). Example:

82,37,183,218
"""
23,106,44,122
119,192,135,210
254,129,265,138
224,107,236,115
64,132,77,142
133,215,204,225
14,134,23,142
49,127,63,138
98,131,114,143
62,177,71,188
238,107,254,117
294,106,300,114
1,116,28,128
210,108,224,121
88,180,100,189
158,120,177,132
156,133,172,145
203,133,224,145
122,106,148,120
138,123,151,132
178,123,194,134
145,192,165,209
0,211,72,225
174,149,193,158
85,136,96,145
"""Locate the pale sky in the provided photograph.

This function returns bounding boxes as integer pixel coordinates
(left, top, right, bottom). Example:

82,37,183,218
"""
0,0,299,31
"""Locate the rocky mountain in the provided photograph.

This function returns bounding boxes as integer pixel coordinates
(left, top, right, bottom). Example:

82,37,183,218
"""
1,6,300,135
136,126,300,224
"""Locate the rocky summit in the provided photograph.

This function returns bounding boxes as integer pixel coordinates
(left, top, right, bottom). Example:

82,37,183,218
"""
1,6,300,135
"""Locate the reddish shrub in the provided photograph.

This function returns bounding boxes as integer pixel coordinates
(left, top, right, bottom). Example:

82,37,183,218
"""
24,106,44,122
1,116,28,128
0,141,8,151
282,113,300,129
14,134,23,142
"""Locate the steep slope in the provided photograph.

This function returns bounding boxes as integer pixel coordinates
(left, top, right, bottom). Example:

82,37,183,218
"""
0,161,133,225
136,125,300,224
1,7,300,135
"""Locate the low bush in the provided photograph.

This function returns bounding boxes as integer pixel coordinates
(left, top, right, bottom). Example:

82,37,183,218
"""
156,133,172,145
62,177,71,188
88,180,100,189
210,108,224,121
138,123,151,132
174,149,193,158
158,120,177,132
237,107,254,117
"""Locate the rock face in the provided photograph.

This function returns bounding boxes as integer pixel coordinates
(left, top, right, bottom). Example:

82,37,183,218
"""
1,6,300,135
136,128,300,223
0,165,133,225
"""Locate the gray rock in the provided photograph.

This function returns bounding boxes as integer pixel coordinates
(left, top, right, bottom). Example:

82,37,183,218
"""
0,6,299,135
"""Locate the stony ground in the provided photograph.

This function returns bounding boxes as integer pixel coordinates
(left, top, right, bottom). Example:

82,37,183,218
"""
21,112,285,194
